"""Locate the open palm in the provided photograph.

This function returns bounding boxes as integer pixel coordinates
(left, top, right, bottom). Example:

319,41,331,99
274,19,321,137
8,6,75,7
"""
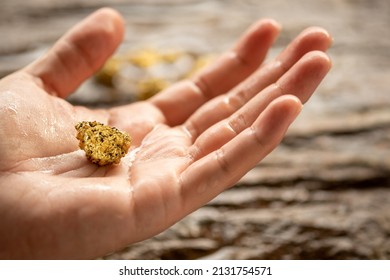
0,8,332,259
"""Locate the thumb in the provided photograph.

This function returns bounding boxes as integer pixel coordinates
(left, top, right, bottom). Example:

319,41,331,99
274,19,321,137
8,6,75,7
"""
24,8,124,98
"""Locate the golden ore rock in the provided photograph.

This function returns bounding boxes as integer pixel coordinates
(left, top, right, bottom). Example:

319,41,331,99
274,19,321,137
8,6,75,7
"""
75,121,131,166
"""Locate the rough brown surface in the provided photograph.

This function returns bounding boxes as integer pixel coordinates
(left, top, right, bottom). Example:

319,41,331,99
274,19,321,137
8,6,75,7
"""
1,0,390,259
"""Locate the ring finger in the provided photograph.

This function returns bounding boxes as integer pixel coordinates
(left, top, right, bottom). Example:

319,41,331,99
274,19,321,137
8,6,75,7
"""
188,50,331,161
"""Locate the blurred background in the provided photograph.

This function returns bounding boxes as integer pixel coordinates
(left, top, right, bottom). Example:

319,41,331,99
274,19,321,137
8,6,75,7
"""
1,0,390,259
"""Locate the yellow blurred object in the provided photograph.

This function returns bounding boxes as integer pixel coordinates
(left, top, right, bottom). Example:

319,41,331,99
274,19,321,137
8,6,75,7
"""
95,47,215,101
95,57,123,87
127,48,183,68
137,78,170,100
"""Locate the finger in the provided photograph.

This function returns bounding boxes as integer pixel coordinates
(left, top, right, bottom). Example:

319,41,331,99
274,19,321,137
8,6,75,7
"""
188,51,331,160
184,27,332,140
24,8,125,98
150,19,281,126
180,95,302,210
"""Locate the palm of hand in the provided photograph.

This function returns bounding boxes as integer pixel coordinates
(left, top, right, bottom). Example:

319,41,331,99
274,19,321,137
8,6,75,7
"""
1,72,192,256
0,8,332,259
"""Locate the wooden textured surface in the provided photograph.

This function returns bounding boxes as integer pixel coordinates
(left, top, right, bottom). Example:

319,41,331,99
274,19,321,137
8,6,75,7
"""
1,0,390,259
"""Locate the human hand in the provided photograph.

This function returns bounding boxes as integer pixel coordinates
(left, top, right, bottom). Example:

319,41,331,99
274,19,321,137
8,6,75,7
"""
0,8,332,259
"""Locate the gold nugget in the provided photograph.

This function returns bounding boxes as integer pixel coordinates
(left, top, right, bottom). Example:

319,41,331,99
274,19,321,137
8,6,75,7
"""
75,121,131,166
